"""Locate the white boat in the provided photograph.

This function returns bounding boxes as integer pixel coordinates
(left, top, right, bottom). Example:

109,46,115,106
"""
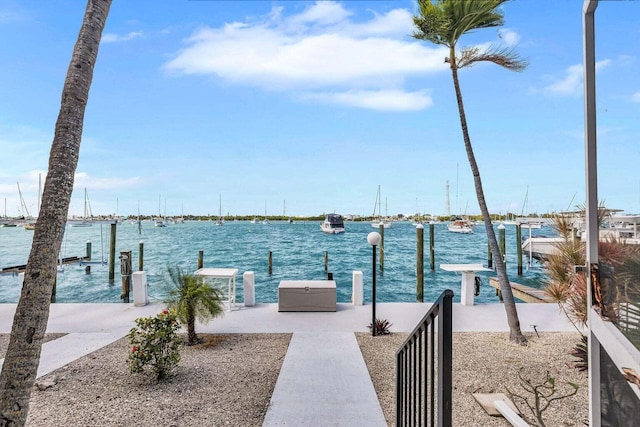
320,214,345,234
216,194,224,225
521,236,563,261
71,188,93,227
154,218,167,227
447,219,473,234
370,185,392,229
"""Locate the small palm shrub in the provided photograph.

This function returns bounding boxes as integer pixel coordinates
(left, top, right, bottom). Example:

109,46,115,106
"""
127,309,182,381
368,318,392,335
164,266,225,346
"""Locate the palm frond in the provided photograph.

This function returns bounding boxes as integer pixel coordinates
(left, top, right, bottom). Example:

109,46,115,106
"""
457,46,528,71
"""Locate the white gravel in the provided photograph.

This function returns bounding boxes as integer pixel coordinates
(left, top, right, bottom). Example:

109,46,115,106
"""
0,331,587,426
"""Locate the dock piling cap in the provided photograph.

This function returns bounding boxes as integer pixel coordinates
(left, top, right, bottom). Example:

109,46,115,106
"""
440,263,492,273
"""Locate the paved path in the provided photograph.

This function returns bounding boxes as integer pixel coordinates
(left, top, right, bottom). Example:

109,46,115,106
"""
263,332,386,426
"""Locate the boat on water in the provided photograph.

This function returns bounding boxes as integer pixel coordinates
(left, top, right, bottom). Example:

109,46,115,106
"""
215,195,224,226
320,214,345,234
71,189,94,227
154,218,167,227
447,218,473,234
370,185,392,229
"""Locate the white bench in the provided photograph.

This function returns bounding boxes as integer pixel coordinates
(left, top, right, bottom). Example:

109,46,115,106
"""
278,280,336,312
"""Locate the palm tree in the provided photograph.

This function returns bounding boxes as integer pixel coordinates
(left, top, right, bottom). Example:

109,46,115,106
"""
164,266,225,346
413,0,528,343
0,1,112,423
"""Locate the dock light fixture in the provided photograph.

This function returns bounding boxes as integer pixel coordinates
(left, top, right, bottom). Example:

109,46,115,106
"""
367,231,382,336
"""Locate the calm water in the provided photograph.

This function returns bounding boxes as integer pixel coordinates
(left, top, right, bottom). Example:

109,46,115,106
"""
0,220,552,304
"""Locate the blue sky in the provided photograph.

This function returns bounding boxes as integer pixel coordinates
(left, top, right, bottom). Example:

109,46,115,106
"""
0,0,638,218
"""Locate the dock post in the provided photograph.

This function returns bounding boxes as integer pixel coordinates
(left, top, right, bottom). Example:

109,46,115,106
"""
120,250,132,303
324,251,328,273
198,250,203,269
429,222,435,271
85,240,91,274
268,251,273,275
487,241,493,269
498,223,506,262
108,223,116,284
378,224,384,273
416,224,424,302
138,241,144,272
516,224,523,275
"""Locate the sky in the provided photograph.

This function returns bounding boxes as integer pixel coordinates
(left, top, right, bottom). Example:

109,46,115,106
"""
0,0,639,219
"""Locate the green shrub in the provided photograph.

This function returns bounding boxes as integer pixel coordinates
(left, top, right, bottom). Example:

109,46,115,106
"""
127,309,182,381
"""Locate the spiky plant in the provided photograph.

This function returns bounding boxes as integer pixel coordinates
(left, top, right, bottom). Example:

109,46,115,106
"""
368,318,393,335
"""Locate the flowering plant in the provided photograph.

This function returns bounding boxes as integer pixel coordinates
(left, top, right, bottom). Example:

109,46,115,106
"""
127,309,182,381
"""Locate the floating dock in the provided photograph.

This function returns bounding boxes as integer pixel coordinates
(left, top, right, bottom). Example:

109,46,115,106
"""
488,277,554,303
0,256,91,276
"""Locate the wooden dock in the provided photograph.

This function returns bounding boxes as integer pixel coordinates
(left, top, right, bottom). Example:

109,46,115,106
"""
488,277,554,303
1,256,91,275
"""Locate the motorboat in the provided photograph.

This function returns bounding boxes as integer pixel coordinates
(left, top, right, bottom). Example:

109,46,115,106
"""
320,214,345,234
447,219,473,234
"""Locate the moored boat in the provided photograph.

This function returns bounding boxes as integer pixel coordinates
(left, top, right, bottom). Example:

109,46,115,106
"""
320,214,345,234
447,219,473,234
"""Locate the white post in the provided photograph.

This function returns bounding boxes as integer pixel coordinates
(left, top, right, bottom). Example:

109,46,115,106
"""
352,270,363,305
460,272,475,306
132,271,148,307
243,271,255,307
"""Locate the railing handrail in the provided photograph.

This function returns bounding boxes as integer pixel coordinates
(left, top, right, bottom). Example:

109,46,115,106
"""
396,289,454,427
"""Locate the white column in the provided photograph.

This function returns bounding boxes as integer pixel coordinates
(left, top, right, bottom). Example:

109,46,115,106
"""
460,272,475,306
243,271,255,307
352,270,363,305
132,271,148,307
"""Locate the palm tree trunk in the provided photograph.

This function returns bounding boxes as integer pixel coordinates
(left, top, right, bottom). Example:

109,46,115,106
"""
449,54,527,344
0,1,111,423
187,306,198,345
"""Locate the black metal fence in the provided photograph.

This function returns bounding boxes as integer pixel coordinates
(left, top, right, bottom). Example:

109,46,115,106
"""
396,289,453,427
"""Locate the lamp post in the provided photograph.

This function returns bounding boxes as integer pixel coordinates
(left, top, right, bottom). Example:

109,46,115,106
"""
367,231,382,336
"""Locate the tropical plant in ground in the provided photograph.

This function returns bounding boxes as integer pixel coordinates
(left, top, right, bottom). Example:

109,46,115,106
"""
368,318,393,335
412,0,527,343
127,309,182,381
506,368,579,427
544,210,640,367
0,1,112,424
164,266,225,345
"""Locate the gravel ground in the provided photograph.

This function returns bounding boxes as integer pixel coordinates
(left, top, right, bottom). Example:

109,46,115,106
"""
0,331,587,426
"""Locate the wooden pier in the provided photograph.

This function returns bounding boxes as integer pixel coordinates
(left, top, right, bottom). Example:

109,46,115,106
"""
1,256,91,275
488,277,554,303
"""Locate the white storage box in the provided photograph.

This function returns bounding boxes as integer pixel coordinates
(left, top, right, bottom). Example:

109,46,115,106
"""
278,280,336,312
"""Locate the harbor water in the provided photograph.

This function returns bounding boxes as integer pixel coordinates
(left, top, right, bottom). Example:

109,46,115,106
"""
0,220,552,304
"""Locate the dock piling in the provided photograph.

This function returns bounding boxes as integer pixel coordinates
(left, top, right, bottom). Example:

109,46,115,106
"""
138,241,144,272
85,240,92,274
378,224,384,273
108,223,117,284
498,223,506,262
516,224,523,275
429,222,435,271
120,250,132,303
416,224,424,302
324,251,328,273
198,250,203,269
268,251,273,275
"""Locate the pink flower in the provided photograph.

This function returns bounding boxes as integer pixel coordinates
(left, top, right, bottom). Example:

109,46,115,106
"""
162,310,169,315
132,346,138,352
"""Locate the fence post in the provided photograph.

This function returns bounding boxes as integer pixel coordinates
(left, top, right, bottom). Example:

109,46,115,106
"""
416,224,424,302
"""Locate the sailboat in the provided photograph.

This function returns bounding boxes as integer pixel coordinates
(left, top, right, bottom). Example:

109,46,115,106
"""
71,188,93,227
215,195,224,225
262,201,269,224
370,185,392,229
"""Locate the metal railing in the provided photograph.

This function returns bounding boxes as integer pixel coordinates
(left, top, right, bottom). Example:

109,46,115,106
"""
396,289,453,427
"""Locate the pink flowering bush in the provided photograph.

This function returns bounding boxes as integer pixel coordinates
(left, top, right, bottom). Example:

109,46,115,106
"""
127,309,181,381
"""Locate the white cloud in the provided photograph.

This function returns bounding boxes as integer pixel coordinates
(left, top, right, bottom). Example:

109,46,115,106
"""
302,89,433,112
632,90,640,103
102,31,143,43
73,172,142,190
164,2,448,110
498,29,520,46
543,59,611,97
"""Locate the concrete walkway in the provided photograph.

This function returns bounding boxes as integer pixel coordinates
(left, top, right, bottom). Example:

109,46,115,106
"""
263,332,386,426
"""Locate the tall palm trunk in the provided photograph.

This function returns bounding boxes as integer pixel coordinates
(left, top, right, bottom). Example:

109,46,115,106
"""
187,304,199,345
449,51,526,344
0,1,111,423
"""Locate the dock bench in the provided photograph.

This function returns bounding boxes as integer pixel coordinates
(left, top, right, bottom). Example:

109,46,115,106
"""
278,280,336,312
